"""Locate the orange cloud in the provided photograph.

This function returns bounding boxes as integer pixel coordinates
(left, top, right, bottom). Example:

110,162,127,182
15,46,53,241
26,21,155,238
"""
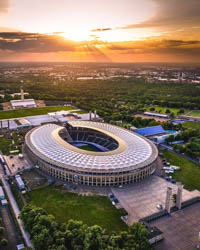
0,32,200,62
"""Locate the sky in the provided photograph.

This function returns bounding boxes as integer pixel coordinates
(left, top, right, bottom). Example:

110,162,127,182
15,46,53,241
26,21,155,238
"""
0,0,200,62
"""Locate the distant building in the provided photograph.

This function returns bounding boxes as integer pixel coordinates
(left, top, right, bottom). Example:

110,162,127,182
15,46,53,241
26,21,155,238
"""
133,125,179,144
144,112,169,119
10,99,36,109
133,125,166,137
10,87,36,109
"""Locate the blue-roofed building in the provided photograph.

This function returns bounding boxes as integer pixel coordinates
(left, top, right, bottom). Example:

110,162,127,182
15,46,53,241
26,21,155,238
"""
133,125,166,137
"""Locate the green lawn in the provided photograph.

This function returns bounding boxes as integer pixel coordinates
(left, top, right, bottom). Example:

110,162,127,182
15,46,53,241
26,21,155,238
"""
9,182,24,210
78,145,100,152
146,106,186,115
161,150,200,191
182,121,200,129
0,106,75,119
27,186,127,233
0,132,25,155
187,110,200,117
74,110,88,114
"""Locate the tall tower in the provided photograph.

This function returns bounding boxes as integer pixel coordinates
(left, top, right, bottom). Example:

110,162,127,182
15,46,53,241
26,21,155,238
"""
176,182,183,210
21,87,24,102
165,187,172,213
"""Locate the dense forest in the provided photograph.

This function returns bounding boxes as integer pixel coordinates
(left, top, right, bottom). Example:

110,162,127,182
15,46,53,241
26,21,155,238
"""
1,77,200,123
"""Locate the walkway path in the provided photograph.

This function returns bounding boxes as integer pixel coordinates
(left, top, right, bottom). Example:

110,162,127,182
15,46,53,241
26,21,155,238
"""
1,206,20,250
1,176,33,248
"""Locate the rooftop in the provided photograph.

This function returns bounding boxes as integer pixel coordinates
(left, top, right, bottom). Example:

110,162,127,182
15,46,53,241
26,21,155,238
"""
134,125,166,137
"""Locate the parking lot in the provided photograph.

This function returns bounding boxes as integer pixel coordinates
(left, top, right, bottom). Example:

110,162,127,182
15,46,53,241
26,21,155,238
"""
151,202,200,250
111,175,200,225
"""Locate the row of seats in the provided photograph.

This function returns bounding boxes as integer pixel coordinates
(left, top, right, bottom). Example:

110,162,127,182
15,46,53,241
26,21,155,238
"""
66,129,118,150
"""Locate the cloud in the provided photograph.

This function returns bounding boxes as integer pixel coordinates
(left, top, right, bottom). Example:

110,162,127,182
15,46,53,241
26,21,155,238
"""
0,32,76,52
91,28,112,32
0,26,20,32
0,0,10,14
120,0,200,30
0,32,200,62
107,39,200,58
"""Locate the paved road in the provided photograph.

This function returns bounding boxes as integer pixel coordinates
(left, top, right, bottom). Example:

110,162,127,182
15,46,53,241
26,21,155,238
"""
1,206,20,250
1,176,33,248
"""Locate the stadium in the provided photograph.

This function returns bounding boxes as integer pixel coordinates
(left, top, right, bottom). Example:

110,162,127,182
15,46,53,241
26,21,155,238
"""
24,121,158,186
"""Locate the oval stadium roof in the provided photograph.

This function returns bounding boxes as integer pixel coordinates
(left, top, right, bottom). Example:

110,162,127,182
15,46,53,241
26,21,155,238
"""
25,121,158,173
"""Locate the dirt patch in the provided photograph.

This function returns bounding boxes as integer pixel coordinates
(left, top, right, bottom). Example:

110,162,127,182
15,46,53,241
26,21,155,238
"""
21,169,47,190
35,100,46,108
134,114,170,122
1,102,12,111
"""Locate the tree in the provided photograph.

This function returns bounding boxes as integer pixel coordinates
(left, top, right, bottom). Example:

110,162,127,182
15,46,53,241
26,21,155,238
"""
169,112,175,119
178,109,184,114
173,194,177,203
0,226,5,235
165,135,175,144
1,238,8,246
149,107,155,112
65,219,86,250
20,205,152,250
84,225,105,250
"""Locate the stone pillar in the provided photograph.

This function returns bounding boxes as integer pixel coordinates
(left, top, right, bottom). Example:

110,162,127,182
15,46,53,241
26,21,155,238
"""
89,111,92,121
165,187,173,213
94,110,97,120
7,120,10,129
176,182,183,210
21,88,24,101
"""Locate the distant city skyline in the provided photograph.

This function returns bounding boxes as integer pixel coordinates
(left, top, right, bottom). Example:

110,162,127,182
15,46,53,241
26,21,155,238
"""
0,0,200,62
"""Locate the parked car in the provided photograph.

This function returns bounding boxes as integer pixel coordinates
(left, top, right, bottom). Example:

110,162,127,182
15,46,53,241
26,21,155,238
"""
156,204,163,210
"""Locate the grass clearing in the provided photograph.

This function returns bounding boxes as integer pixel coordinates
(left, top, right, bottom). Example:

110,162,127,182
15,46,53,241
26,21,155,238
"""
9,182,24,210
146,106,187,115
161,149,200,191
78,145,100,152
0,106,75,119
0,132,25,155
26,185,128,233
187,110,200,117
74,110,88,114
182,121,200,129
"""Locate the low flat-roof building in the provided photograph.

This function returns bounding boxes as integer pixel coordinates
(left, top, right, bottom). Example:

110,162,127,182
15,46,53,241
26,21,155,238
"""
17,118,32,128
10,99,36,109
133,125,166,137
15,175,25,190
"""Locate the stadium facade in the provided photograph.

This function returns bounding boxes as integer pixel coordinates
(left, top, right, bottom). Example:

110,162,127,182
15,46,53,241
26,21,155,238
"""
24,121,158,186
